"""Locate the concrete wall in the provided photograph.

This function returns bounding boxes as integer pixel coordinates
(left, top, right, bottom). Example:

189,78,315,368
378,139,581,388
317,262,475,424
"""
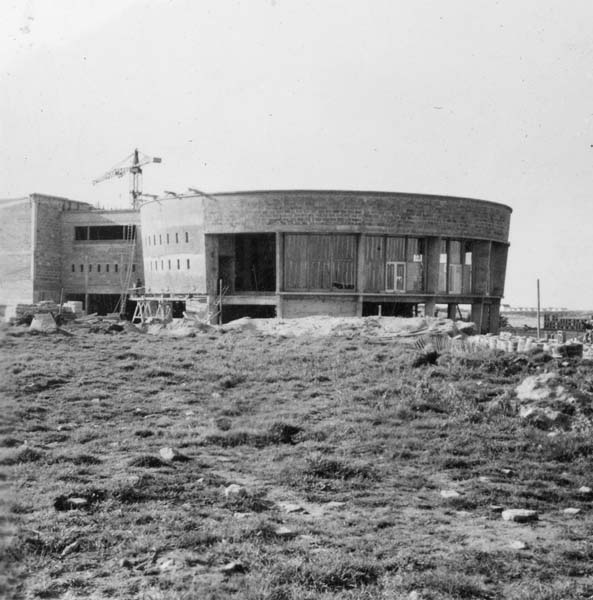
0,194,93,306
203,190,511,242
0,197,33,305
61,210,143,296
140,196,207,294
281,295,358,318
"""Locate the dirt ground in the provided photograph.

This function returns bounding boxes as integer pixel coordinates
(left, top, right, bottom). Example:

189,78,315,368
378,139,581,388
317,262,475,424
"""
2,317,593,599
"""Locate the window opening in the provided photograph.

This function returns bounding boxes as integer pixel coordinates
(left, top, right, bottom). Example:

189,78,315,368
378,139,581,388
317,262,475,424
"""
386,262,406,292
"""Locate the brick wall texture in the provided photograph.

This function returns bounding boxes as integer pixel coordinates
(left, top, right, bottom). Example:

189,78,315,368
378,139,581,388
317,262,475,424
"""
203,191,511,243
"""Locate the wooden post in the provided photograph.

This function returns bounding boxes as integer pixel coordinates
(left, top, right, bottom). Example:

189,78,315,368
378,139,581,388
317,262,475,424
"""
355,234,365,317
218,278,223,325
275,232,284,318
537,278,541,339
84,254,89,314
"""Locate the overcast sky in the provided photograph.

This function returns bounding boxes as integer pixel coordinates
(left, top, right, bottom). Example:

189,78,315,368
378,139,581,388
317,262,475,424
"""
1,0,592,309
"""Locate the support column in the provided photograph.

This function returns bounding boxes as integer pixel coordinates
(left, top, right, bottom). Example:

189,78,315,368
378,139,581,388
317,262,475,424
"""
447,304,457,320
424,236,441,317
355,233,366,317
275,232,284,319
204,235,219,324
489,300,501,334
471,302,484,333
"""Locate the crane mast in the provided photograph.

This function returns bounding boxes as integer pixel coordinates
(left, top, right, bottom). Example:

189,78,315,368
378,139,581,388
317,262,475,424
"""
92,149,162,209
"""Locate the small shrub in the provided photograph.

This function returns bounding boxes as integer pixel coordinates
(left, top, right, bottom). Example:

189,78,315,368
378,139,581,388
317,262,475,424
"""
302,455,376,481
270,558,380,591
128,455,168,468
0,447,45,465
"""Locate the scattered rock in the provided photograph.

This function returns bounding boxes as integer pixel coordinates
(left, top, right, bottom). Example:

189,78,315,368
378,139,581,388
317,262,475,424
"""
29,313,57,333
57,497,88,510
562,508,581,516
120,558,134,569
159,447,190,462
324,501,346,509
278,502,307,514
60,540,80,557
54,489,106,511
224,484,247,499
274,526,298,539
440,490,461,499
489,505,505,513
509,540,527,550
578,486,592,496
220,561,245,575
501,509,538,523
515,372,583,431
214,417,232,431
519,405,570,430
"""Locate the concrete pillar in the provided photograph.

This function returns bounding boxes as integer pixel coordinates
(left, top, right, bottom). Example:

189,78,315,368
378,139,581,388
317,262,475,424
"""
447,303,457,320
471,302,484,333
425,300,436,318
275,232,284,319
425,237,441,294
356,234,365,316
489,300,501,334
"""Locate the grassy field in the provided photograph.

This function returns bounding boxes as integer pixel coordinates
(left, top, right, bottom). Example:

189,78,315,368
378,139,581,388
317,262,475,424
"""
2,323,593,599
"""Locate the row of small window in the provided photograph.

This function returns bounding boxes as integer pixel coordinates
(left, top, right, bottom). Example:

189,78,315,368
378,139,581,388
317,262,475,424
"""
146,232,190,246
71,263,136,273
150,258,191,271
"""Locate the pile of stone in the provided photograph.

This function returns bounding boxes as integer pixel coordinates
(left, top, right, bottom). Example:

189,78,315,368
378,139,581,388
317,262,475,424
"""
515,372,593,432
457,331,591,360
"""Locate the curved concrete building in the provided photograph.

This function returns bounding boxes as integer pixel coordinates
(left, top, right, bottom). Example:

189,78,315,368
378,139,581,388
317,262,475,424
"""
139,190,511,332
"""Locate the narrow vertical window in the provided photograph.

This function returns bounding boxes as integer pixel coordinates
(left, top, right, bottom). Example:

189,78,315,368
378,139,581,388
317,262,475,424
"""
159,234,162,245
71,264,75,272
97,264,101,273
80,264,84,272
185,231,189,242
168,259,171,270
175,232,179,243
153,235,156,245
166,233,170,244
177,259,180,270
106,264,110,273
161,260,164,270
89,264,92,272
132,264,136,272
115,264,119,273
186,259,190,269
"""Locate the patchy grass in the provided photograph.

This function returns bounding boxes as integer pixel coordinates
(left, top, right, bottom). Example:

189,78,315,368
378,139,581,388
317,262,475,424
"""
1,326,593,599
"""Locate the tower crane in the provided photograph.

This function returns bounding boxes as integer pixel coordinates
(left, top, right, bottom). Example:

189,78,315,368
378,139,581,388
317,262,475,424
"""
92,149,162,209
